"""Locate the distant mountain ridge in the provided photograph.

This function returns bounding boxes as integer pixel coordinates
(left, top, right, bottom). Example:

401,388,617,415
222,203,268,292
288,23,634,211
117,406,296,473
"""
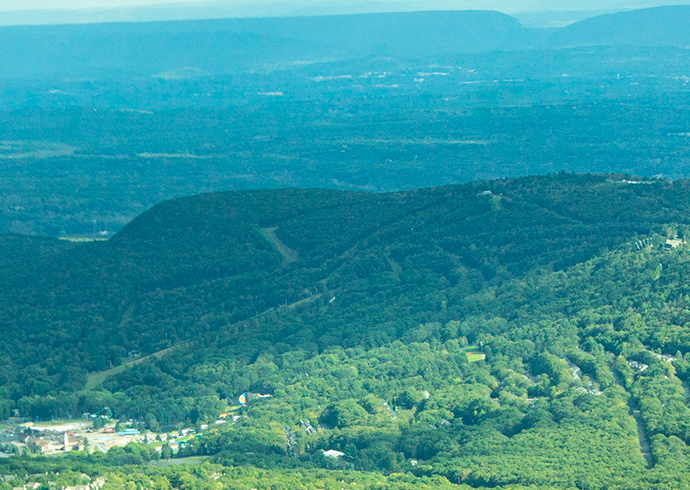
2,6,690,80
547,6,690,48
0,10,527,79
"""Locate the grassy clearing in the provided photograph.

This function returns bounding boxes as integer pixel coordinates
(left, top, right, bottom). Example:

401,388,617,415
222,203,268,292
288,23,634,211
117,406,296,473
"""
491,196,503,211
284,293,322,309
85,344,184,390
462,345,487,363
385,254,402,274
467,352,487,362
259,227,298,264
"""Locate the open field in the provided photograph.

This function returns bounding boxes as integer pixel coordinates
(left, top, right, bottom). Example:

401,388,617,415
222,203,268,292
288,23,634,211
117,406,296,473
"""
466,352,487,362
463,345,487,363
0,141,77,160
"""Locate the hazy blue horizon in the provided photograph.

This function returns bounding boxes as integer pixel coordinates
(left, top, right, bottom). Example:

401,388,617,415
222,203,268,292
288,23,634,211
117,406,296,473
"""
2,0,689,12
1,0,689,13
0,0,688,27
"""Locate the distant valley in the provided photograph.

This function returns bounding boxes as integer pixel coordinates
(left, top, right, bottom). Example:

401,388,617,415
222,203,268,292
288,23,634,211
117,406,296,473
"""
2,6,690,237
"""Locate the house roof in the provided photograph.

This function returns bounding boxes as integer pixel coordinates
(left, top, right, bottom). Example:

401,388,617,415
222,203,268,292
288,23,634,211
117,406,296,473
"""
323,449,345,458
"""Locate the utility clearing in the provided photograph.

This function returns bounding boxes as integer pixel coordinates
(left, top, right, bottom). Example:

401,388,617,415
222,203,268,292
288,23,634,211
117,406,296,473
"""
259,227,298,264
84,343,185,390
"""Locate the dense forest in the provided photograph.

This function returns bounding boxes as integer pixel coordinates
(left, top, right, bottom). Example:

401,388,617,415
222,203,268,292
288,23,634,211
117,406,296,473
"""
3,174,690,488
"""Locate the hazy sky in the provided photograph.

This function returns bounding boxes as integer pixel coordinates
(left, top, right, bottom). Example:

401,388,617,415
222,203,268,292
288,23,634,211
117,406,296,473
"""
1,0,688,11
0,0,690,11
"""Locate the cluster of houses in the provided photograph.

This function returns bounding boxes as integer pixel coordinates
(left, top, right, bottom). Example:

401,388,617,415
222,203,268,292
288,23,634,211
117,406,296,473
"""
299,418,319,435
1,418,230,457
151,427,207,454
2,408,245,461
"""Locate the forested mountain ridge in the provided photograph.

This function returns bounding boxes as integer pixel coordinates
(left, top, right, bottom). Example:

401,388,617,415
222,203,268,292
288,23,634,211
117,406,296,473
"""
1,173,688,392
4,174,690,487
0,234,73,277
